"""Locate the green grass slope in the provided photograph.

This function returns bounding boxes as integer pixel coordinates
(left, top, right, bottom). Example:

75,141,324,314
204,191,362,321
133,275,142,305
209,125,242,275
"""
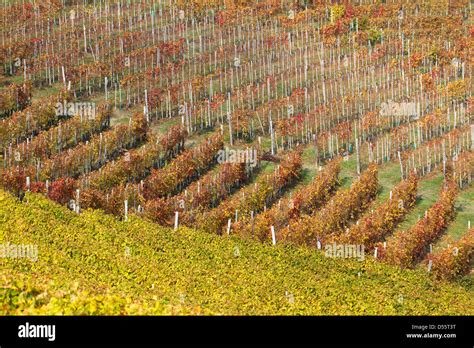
0,190,472,315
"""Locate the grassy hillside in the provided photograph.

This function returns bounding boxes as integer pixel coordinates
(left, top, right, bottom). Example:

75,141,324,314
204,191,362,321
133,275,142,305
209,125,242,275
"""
0,190,472,315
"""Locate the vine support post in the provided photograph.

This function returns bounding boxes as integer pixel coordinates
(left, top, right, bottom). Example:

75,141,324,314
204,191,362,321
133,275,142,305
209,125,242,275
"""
174,211,179,230
251,211,254,238
470,124,474,151
354,124,360,175
75,189,80,214
442,140,446,178
270,113,275,155
271,226,276,246
124,200,128,222
227,111,233,146
398,151,404,180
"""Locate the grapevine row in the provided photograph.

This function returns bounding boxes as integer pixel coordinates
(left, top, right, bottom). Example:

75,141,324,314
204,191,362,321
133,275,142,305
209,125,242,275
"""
377,181,458,268
0,82,31,118
195,150,303,235
144,162,252,226
72,133,224,215
82,125,187,192
281,164,379,247
142,133,224,199
0,112,148,196
6,103,112,167
334,173,418,251
0,89,72,148
425,228,474,281
233,156,342,242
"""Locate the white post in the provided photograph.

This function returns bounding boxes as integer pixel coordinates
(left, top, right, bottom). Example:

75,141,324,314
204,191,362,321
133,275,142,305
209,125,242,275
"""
105,77,108,100
26,177,30,192
427,260,432,272
61,66,66,86
471,124,474,150
174,211,179,230
227,219,232,235
83,24,87,53
124,200,128,222
227,111,233,146
271,226,276,245
270,115,275,155
374,247,378,258
354,125,360,175
398,151,404,179
75,189,80,214
144,89,149,123
442,140,446,177
251,210,255,236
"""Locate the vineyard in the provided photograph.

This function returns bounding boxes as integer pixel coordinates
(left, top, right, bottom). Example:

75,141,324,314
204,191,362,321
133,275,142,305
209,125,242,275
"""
0,0,473,316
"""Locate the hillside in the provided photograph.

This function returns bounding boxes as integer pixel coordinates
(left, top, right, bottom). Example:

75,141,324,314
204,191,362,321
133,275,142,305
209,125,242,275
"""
1,189,472,315
0,0,473,320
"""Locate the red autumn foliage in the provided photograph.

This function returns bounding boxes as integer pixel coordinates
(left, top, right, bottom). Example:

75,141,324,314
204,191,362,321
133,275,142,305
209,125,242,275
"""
47,178,76,205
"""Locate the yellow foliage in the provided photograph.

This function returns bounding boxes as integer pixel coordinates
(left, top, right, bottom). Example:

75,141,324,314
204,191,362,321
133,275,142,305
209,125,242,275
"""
330,5,345,23
441,80,467,100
